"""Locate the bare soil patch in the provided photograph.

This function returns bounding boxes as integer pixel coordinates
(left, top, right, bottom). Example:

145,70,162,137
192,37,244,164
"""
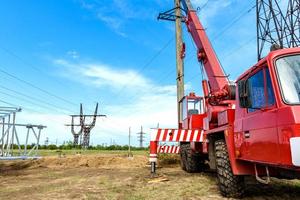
0,153,300,200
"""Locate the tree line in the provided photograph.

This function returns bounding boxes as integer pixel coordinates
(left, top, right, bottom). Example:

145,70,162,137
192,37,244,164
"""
4,142,149,151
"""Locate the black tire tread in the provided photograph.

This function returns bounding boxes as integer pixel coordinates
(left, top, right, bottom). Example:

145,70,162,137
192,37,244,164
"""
215,139,245,198
180,143,205,173
180,143,187,171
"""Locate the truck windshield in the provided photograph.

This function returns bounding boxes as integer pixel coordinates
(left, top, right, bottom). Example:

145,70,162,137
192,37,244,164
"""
276,55,300,104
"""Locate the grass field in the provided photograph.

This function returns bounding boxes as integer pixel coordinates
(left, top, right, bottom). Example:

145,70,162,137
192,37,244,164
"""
37,149,148,157
0,150,300,200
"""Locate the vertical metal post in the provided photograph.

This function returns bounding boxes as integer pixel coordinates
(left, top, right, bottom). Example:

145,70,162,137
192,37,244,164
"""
175,0,184,126
1,117,4,155
151,162,156,174
24,127,30,155
36,127,42,156
11,112,16,156
14,129,21,155
5,115,11,156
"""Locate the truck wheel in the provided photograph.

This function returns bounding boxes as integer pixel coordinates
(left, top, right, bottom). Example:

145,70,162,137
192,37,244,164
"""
181,143,205,173
215,139,245,198
180,143,187,170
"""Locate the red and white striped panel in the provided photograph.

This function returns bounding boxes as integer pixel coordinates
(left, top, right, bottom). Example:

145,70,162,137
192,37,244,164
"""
157,145,180,154
150,129,204,142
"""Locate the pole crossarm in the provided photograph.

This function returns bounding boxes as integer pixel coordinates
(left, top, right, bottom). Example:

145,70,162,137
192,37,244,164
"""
157,6,186,22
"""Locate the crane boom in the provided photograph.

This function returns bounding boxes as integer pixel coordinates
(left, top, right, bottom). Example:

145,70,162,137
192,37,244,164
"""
181,0,229,94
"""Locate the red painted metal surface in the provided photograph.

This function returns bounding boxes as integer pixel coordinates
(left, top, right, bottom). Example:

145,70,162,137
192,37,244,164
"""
157,145,180,154
234,47,300,172
184,10,228,93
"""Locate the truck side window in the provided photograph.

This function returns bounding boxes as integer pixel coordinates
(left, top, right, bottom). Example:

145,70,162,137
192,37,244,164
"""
248,68,275,112
248,70,265,112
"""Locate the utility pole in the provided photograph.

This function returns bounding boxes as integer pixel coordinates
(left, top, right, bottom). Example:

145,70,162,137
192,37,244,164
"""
157,0,185,126
137,126,146,148
175,0,184,127
128,127,133,157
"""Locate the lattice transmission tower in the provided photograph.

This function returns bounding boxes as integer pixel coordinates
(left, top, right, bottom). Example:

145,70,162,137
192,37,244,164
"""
66,103,106,149
136,126,146,148
257,0,300,60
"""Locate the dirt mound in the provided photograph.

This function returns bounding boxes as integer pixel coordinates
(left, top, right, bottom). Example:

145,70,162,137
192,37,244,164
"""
158,154,180,167
0,153,180,171
31,154,148,169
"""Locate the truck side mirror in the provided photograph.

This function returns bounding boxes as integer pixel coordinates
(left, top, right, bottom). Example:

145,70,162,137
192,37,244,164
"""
238,79,252,108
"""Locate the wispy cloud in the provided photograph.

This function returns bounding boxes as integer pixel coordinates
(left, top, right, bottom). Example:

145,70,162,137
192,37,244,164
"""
54,59,151,91
47,57,187,145
77,0,162,37
66,50,80,59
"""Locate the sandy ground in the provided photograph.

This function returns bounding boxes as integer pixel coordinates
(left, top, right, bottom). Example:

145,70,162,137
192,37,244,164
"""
0,153,300,200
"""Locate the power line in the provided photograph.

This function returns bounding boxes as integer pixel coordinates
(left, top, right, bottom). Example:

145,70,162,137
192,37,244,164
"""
0,46,82,93
197,0,211,11
212,1,256,41
0,67,78,107
0,45,99,114
114,37,174,98
0,97,69,126
0,85,73,114
222,36,256,60
122,1,257,104
0,47,46,75
0,90,67,113
0,99,18,107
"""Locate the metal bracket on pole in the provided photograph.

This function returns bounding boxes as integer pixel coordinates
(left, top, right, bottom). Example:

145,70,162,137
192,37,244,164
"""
157,6,186,22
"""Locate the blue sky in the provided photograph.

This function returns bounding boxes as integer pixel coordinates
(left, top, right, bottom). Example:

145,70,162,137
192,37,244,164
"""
0,0,260,146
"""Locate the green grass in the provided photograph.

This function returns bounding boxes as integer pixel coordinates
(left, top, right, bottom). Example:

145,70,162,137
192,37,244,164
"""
37,149,148,157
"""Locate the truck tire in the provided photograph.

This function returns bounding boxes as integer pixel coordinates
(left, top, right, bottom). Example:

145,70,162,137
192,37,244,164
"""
181,143,205,173
215,139,245,198
180,143,187,170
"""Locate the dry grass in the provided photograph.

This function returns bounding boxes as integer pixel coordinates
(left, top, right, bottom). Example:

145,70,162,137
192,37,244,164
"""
0,152,300,200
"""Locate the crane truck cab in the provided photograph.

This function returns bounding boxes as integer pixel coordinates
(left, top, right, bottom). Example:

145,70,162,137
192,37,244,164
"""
235,47,300,176
180,92,206,130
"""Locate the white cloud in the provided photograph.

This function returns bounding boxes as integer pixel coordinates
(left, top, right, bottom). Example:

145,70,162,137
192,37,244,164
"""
78,0,161,37
31,58,185,146
67,50,79,59
54,59,151,91
96,14,127,37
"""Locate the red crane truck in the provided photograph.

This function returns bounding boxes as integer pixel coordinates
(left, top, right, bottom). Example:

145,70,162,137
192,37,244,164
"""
150,0,300,198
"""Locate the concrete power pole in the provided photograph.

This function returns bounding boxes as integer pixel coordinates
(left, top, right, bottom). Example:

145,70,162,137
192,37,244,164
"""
128,127,133,157
175,0,184,126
